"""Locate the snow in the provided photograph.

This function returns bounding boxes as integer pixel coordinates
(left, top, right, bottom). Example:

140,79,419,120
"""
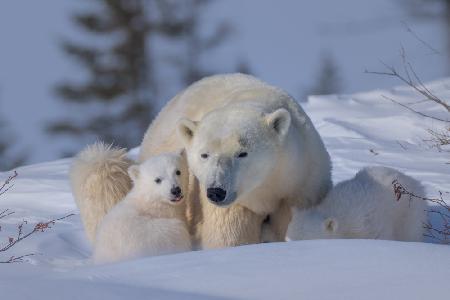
1,79,450,299
1,241,449,300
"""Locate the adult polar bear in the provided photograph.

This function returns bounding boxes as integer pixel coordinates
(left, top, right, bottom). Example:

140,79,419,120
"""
72,73,331,248
138,73,331,248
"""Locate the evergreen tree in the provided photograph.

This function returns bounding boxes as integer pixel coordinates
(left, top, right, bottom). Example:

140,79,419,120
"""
235,58,253,76
305,52,343,97
49,0,249,156
0,104,26,171
156,0,234,85
49,0,157,152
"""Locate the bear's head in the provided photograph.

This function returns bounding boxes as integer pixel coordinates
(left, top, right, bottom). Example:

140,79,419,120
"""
128,151,188,205
177,106,291,206
286,208,339,240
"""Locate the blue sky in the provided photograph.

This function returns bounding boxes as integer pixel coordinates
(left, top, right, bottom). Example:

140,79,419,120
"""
0,0,447,164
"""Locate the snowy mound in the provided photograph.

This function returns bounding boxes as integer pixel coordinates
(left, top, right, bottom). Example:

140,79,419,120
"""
1,79,450,299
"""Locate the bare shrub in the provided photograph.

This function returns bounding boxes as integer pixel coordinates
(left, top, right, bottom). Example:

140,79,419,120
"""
0,213,74,263
0,171,74,263
365,47,450,151
366,40,449,244
393,180,449,244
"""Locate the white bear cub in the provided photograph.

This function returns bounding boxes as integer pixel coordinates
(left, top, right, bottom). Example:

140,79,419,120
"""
93,152,191,264
287,166,427,242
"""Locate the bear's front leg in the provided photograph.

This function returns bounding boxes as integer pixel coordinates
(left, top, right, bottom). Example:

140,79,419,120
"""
200,199,265,249
261,200,292,242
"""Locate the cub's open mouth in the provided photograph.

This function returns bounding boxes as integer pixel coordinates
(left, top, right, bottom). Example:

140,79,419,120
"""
170,195,184,203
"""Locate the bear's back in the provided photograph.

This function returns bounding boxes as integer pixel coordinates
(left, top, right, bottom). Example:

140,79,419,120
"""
139,73,310,159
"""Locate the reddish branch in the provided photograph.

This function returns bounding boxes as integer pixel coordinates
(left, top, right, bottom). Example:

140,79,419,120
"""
1,171,75,263
0,213,74,263
393,180,450,244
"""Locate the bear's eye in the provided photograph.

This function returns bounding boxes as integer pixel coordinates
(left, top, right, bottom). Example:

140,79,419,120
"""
238,152,248,158
176,170,181,176
154,178,162,184
201,153,209,159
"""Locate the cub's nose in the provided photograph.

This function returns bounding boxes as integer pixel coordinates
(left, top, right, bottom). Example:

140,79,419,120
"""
207,187,227,203
171,186,182,197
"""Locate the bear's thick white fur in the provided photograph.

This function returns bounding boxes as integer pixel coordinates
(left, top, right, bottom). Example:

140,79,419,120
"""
139,73,332,248
93,152,191,264
70,142,132,243
70,73,332,248
286,166,427,242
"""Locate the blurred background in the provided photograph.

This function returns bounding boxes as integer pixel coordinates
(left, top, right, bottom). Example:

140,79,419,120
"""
0,0,448,169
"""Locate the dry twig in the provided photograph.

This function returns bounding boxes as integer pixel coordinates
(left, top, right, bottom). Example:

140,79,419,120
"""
393,180,449,244
0,171,18,197
1,172,75,263
365,48,450,115
0,213,74,263
365,47,450,151
401,21,441,56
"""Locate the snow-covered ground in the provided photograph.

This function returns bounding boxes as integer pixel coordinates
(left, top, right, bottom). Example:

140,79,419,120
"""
0,79,449,299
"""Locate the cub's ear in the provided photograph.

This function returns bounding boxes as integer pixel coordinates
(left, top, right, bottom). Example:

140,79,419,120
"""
177,118,198,146
265,108,291,141
323,218,338,233
128,165,140,182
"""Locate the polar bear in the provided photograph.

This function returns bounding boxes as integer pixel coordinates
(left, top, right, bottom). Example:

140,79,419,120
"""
286,166,427,242
139,73,332,248
71,73,332,248
93,152,191,264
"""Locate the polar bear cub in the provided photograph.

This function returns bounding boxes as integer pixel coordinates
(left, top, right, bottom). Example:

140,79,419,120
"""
287,166,427,242
93,152,191,264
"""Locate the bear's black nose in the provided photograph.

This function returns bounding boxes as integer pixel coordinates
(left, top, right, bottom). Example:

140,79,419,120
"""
207,187,227,203
171,186,182,197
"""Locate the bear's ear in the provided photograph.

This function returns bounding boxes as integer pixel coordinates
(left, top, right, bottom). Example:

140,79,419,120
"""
128,165,140,182
177,118,198,146
265,108,291,141
323,218,338,233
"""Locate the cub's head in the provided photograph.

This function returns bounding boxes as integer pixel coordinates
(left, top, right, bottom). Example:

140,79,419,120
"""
177,106,291,207
286,208,339,241
128,151,188,205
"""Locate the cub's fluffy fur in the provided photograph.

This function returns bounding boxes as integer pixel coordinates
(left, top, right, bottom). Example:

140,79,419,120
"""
93,152,191,264
287,166,427,242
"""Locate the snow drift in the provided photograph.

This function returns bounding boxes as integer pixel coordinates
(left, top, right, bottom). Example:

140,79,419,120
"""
1,79,450,299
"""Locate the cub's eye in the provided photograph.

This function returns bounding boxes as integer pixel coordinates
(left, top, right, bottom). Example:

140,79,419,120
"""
201,153,209,159
176,170,181,176
238,152,248,158
154,178,162,184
